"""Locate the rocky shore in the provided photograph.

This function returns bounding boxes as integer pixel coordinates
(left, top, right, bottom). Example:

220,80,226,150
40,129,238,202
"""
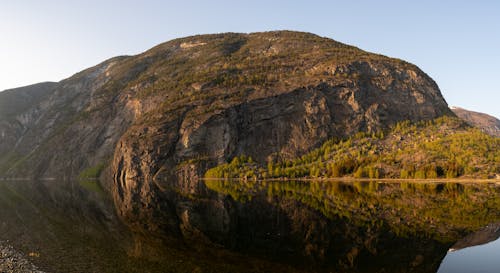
0,243,44,273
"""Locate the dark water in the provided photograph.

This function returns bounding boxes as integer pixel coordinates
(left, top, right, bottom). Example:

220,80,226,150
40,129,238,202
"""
0,179,144,272
0,179,499,272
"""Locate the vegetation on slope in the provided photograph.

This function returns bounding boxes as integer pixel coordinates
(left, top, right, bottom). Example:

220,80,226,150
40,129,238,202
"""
205,116,500,179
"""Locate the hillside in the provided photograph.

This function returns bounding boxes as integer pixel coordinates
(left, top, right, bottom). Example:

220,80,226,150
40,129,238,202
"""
206,116,500,179
451,106,500,137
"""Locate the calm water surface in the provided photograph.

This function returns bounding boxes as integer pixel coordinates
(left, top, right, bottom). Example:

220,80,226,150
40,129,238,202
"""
0,179,499,272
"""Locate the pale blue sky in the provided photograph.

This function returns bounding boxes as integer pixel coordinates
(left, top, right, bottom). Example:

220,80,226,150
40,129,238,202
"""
1,0,499,118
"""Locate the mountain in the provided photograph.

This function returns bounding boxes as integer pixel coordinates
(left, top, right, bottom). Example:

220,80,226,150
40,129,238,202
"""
1,30,491,244
0,31,451,180
451,106,500,137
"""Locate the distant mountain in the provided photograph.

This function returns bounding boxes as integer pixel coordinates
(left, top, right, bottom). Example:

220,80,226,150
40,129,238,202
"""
0,82,58,164
451,107,500,137
0,82,56,118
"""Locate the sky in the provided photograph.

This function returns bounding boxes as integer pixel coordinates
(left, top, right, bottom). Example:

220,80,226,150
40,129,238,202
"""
1,0,499,118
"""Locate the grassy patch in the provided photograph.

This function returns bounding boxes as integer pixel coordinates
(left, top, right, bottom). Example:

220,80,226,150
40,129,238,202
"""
78,163,106,180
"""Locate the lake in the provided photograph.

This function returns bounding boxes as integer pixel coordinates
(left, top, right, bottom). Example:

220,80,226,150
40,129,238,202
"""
0,179,499,272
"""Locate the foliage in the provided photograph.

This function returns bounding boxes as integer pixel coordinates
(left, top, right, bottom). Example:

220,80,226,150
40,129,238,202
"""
205,179,500,243
205,155,259,179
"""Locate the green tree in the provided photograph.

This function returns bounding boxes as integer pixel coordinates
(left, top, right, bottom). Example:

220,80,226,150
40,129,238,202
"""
354,167,365,178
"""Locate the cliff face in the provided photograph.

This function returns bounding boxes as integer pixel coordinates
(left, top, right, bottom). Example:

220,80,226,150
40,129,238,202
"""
451,107,500,137
0,31,452,236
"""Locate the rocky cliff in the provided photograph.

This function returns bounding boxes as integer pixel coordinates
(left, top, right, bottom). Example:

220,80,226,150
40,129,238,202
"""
451,106,500,137
0,31,453,239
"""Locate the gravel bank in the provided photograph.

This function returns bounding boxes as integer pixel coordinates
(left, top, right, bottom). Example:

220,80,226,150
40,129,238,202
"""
0,243,44,273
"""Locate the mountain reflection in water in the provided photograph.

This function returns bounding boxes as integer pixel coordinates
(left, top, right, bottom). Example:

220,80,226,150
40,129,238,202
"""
0,179,499,272
438,236,500,273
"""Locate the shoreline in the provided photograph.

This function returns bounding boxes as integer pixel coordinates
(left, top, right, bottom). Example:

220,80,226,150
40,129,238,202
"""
1,177,499,186
202,177,500,184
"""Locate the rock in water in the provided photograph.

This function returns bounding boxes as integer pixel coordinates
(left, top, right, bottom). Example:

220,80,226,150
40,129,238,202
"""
0,243,44,273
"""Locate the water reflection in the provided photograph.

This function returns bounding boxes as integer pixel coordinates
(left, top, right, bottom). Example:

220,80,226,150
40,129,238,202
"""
0,179,499,272
0,179,135,272
0,179,306,273
202,180,500,272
